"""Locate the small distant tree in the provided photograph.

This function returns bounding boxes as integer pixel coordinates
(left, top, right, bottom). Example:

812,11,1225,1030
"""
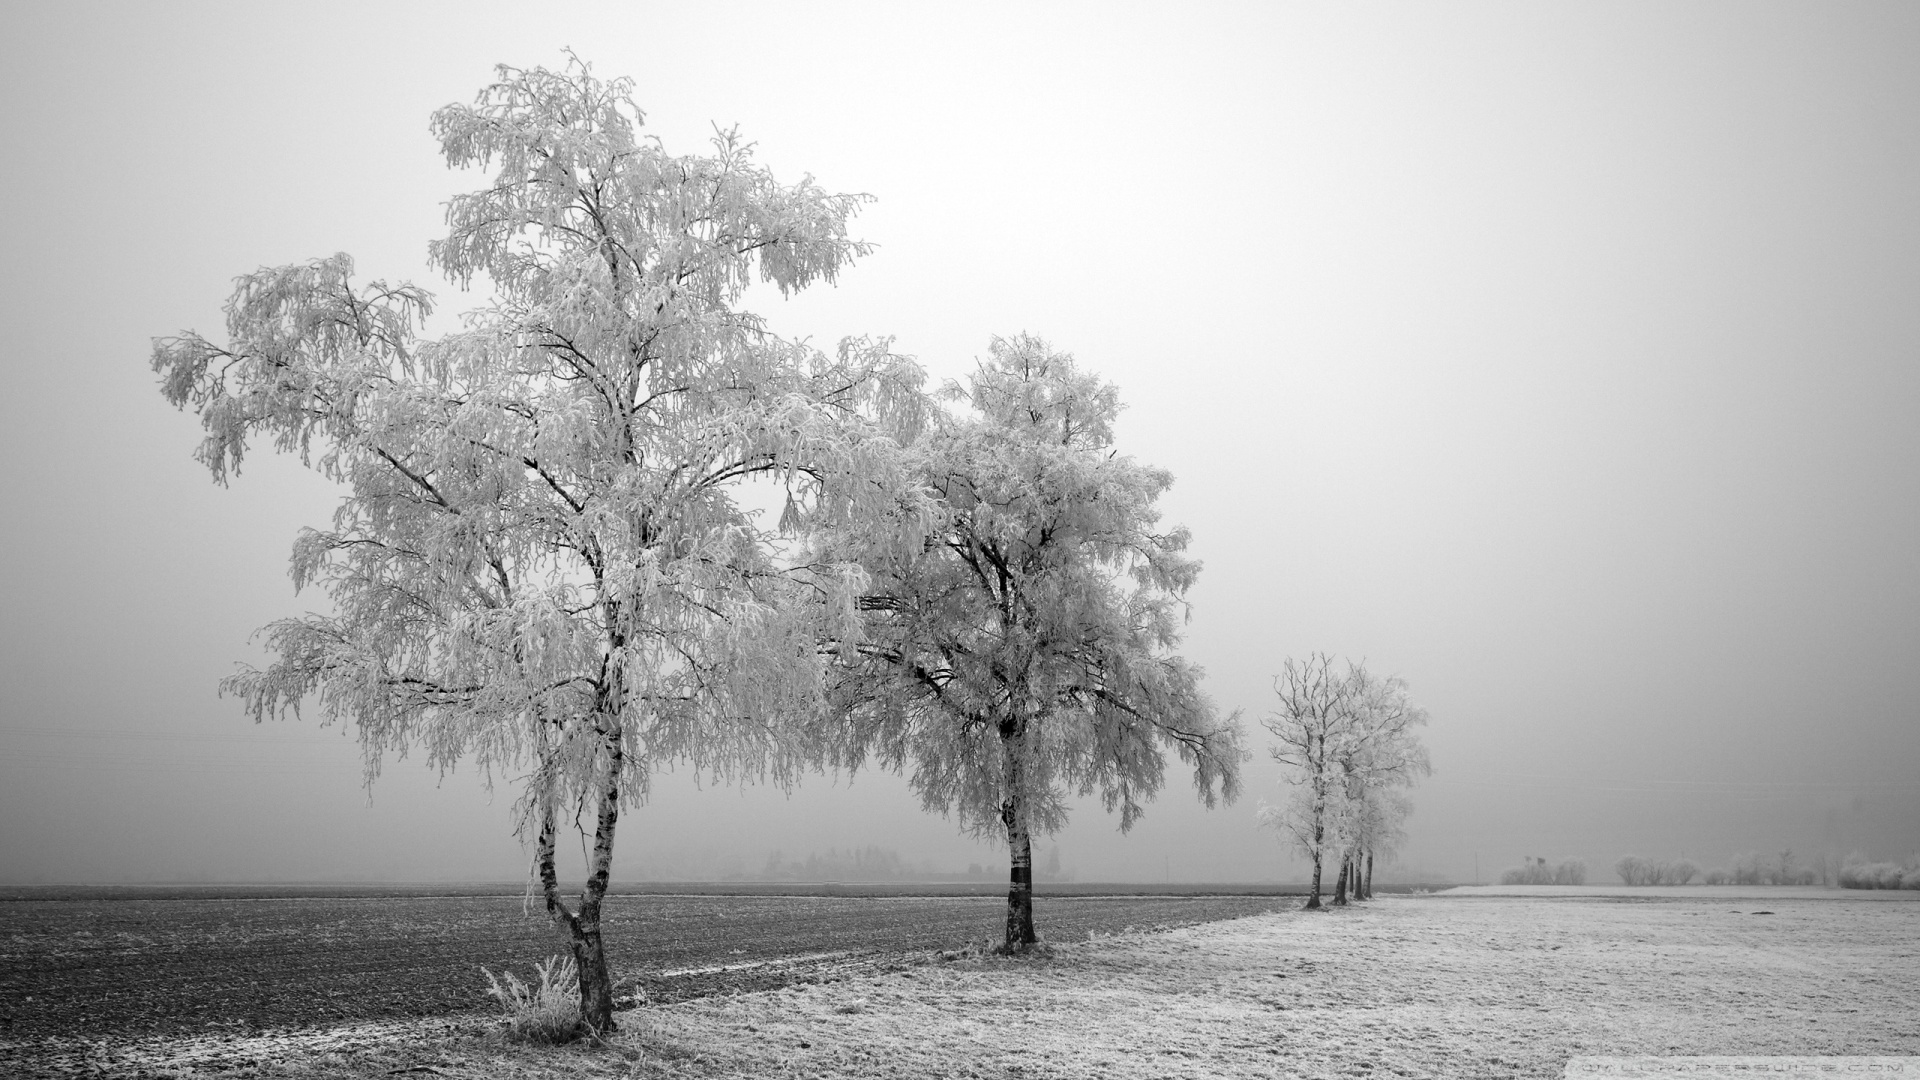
151,58,923,1034
1341,786,1413,900
1259,656,1429,909
823,336,1244,951
1329,667,1429,903
1258,655,1351,909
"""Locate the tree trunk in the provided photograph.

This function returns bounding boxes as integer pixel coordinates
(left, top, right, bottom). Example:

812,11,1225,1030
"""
1364,850,1375,899
575,752,619,1035
535,734,623,1038
1332,851,1349,906
998,734,1038,952
1305,828,1324,909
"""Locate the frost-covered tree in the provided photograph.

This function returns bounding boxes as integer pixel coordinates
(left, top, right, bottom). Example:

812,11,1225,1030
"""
1258,655,1351,908
1340,786,1413,900
1258,656,1429,908
821,336,1243,951
151,58,923,1034
1329,668,1429,903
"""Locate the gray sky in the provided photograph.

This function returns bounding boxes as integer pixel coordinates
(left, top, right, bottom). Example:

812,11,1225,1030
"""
2,1,1916,886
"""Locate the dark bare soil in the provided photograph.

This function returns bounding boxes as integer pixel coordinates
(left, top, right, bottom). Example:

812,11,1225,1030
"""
0,892,1289,1042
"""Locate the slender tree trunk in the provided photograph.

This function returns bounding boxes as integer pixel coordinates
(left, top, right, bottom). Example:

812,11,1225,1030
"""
1305,807,1325,909
1364,850,1375,899
535,735,622,1037
1333,851,1350,906
999,733,1037,951
575,745,619,1034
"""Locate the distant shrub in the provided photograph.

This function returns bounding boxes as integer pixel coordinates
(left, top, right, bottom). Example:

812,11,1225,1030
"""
1501,856,1586,885
1840,862,1916,890
1615,857,1697,886
483,955,581,1043
1703,868,1730,886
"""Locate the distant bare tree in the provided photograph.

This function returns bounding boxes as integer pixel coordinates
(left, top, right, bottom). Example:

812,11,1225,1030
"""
1259,656,1430,908
1330,668,1430,903
1258,655,1352,908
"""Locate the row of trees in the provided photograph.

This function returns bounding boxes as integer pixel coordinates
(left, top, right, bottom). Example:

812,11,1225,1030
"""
1502,856,1588,886
152,58,1241,1034
1256,656,1431,908
1614,856,1695,886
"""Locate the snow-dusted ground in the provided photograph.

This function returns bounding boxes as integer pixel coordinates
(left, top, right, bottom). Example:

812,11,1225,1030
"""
14,893,1917,1078
1438,884,1920,901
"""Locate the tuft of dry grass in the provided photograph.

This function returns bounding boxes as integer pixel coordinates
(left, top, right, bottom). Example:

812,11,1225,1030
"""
481,954,581,1044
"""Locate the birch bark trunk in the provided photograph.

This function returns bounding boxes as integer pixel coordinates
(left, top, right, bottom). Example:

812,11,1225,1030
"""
1306,815,1325,910
534,729,623,1037
998,731,1038,952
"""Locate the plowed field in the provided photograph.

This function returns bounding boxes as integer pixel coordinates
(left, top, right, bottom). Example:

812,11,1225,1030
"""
0,891,1287,1042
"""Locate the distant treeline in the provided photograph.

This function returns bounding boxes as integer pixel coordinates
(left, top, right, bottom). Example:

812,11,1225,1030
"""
757,845,1075,884
761,846,922,882
1500,850,1920,890
1609,850,1919,889
1500,857,1587,886
1615,856,1696,885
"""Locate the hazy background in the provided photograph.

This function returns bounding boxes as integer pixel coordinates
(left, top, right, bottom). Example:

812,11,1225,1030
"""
2,1,1915,887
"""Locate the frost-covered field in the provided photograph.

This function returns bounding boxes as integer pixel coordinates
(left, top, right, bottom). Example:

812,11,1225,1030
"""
33,893,1920,1078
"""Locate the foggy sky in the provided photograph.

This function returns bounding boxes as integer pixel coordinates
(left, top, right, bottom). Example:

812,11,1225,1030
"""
2,2,1916,886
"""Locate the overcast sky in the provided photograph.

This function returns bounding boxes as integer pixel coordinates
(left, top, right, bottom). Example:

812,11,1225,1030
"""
2,1,1916,886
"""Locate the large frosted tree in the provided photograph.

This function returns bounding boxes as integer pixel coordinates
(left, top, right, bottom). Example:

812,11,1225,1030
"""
820,335,1244,951
151,59,923,1034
